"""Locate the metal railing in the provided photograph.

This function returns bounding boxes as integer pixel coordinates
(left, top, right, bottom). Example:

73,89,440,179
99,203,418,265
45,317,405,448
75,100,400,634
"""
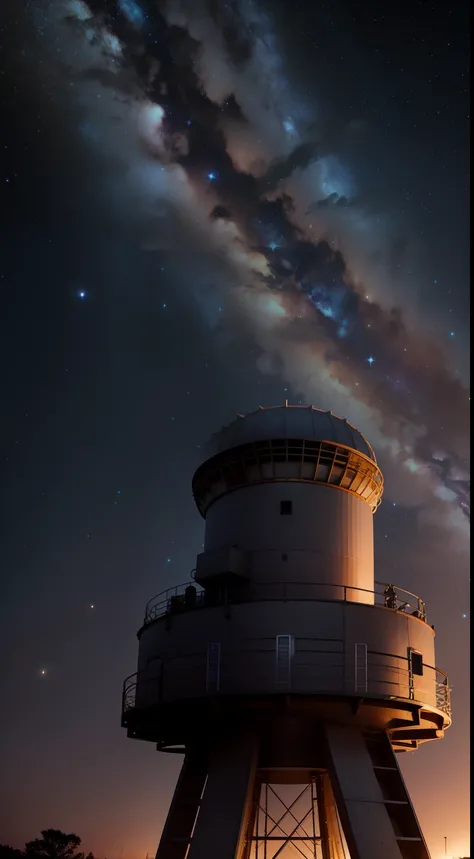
145,582,206,623
143,579,427,626
122,671,162,719
435,669,452,718
121,652,452,720
358,656,452,719
122,672,138,713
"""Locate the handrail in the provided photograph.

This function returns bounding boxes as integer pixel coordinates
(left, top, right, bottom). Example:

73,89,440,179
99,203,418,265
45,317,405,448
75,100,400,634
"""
122,672,138,713
142,579,428,626
145,580,204,619
433,667,452,718
121,671,164,716
374,580,424,605
121,649,452,720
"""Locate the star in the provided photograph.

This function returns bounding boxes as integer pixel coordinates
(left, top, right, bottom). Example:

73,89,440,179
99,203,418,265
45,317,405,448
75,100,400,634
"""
77,290,87,300
367,356,375,365
207,172,216,181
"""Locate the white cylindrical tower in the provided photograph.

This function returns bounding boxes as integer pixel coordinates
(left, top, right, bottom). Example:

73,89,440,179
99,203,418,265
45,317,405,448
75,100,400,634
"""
122,404,451,859
192,404,383,603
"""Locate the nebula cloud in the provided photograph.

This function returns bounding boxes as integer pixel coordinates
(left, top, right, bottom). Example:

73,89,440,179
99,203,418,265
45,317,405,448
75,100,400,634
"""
31,0,469,534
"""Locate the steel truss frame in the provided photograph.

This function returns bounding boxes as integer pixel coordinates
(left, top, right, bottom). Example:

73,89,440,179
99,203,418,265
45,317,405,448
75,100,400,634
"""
250,777,345,859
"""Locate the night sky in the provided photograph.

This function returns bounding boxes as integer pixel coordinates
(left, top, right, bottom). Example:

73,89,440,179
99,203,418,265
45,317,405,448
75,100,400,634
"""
0,1,469,858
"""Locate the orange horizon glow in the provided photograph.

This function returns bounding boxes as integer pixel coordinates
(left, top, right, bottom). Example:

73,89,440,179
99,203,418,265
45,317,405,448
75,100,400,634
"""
74,814,470,859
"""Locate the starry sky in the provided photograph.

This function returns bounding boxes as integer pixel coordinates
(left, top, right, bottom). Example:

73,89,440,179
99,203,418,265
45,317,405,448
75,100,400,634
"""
0,1,470,857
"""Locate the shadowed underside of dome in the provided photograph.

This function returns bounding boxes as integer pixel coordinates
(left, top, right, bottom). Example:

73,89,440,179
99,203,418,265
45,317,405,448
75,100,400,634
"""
204,403,377,463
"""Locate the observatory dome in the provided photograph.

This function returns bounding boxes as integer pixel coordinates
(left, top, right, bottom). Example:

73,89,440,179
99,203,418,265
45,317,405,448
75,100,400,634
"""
205,404,376,462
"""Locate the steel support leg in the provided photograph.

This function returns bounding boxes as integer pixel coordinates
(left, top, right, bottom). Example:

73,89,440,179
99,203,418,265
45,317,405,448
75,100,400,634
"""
315,773,345,859
155,751,207,859
324,725,404,859
187,731,259,859
241,775,262,859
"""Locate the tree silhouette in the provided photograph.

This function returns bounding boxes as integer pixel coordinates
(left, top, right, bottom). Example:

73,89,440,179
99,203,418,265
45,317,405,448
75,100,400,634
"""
24,831,93,859
0,846,25,859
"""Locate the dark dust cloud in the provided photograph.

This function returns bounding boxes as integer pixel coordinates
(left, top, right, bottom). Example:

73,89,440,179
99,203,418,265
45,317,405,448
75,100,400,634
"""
28,0,469,523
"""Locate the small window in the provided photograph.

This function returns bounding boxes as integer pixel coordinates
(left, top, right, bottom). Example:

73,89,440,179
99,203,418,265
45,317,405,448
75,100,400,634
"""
409,649,423,676
280,500,292,515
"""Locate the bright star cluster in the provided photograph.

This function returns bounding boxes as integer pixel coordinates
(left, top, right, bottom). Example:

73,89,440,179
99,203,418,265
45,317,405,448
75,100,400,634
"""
33,0,468,531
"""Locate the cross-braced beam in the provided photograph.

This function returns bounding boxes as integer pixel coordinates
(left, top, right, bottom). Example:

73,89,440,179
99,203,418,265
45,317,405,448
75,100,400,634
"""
251,780,322,859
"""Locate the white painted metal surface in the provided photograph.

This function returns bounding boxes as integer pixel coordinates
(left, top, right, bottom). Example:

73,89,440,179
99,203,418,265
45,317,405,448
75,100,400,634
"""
205,404,376,461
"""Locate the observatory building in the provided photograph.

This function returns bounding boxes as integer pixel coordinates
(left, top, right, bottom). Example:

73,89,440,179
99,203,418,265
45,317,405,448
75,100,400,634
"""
122,404,451,859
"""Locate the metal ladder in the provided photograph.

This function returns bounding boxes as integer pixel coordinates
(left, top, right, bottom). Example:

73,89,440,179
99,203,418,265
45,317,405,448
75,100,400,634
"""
363,730,431,859
325,724,432,859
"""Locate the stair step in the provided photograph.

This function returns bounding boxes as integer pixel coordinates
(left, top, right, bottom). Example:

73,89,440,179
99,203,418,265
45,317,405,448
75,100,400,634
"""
396,837,423,842
384,800,409,805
